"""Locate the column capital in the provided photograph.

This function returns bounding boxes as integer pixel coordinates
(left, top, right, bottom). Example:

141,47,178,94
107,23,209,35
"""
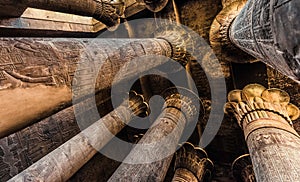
128,90,149,117
94,0,125,30
225,84,300,138
155,26,196,66
174,142,214,181
209,0,255,63
161,87,202,123
232,154,256,182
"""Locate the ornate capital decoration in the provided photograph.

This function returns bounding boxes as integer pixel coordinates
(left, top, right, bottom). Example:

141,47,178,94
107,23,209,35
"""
225,84,300,139
155,25,195,66
209,0,255,63
174,142,214,182
128,91,150,117
94,0,125,30
232,154,256,182
161,87,202,123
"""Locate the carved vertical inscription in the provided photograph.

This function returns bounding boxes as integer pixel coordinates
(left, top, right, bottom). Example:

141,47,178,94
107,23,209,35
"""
247,128,300,182
229,0,300,83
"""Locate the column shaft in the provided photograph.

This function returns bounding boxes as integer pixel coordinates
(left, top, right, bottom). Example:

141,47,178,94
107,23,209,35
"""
109,88,200,181
8,93,147,181
0,91,111,181
0,38,171,137
229,0,300,83
6,0,124,27
109,107,187,181
226,84,300,182
247,126,300,181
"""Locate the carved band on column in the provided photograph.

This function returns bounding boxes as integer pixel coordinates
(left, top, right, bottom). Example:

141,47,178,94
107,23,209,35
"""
232,154,256,182
172,142,214,182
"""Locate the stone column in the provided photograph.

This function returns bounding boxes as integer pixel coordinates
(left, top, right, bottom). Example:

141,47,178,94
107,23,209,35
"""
232,154,256,182
8,92,149,182
108,87,202,181
225,83,300,182
0,37,173,137
14,0,124,28
171,142,214,182
0,90,111,181
229,0,300,83
210,0,300,83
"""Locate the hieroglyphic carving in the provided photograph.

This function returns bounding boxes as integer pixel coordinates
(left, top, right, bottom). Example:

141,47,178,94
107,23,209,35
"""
0,39,83,86
0,37,174,137
8,92,148,182
0,90,111,181
226,84,300,182
109,87,201,181
229,0,300,83
247,128,300,181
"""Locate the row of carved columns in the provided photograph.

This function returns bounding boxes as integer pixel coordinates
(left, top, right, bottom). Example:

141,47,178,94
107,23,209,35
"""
1,0,300,181
4,83,299,181
5,85,216,181
211,0,300,179
5,83,299,182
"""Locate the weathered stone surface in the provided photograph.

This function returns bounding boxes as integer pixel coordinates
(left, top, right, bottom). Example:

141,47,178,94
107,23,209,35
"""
109,87,201,181
2,0,124,28
8,93,148,182
226,84,300,182
230,0,300,83
0,38,172,137
0,91,111,181
247,128,300,182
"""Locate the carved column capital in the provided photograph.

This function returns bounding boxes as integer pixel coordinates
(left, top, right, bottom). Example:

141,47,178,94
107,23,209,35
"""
128,90,149,117
209,0,255,63
232,154,256,182
93,0,125,30
173,142,214,182
225,83,300,139
161,87,201,123
155,26,196,66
